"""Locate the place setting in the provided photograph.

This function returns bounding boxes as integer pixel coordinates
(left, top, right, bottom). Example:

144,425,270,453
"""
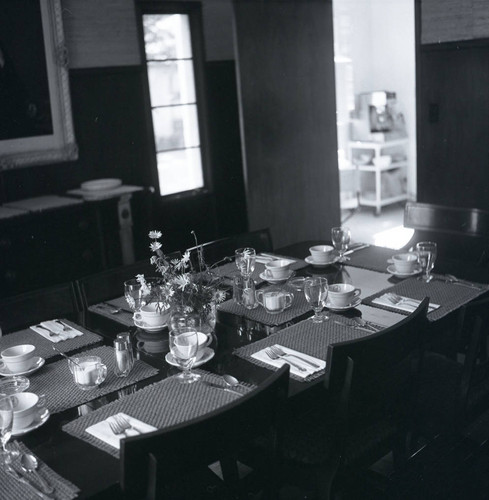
305,245,342,268
259,258,296,284
0,345,45,378
387,251,423,278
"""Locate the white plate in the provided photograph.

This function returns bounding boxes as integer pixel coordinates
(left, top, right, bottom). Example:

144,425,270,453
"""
325,296,362,312
134,321,167,332
259,270,296,284
80,178,122,192
12,408,50,437
0,357,45,377
305,255,341,268
165,347,215,368
386,264,422,278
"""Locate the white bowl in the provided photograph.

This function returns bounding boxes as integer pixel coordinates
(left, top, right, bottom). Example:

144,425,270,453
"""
372,155,392,168
1,345,36,373
392,253,418,273
309,245,335,264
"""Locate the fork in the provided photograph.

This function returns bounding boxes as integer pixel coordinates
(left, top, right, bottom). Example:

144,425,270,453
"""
385,293,419,307
265,347,307,372
352,317,380,332
114,415,141,435
269,345,320,369
107,418,127,436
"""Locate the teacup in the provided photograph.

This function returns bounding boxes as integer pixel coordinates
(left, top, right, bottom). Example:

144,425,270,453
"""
265,259,291,279
68,355,107,391
328,283,361,307
309,245,335,264
256,288,294,314
11,392,45,431
1,345,36,373
133,302,171,329
392,253,418,273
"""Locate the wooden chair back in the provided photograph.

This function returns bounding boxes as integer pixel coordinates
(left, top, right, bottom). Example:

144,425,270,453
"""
120,365,289,500
0,282,81,333
325,298,430,453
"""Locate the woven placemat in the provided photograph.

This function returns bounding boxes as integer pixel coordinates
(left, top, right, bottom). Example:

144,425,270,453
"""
89,297,134,326
0,441,79,500
0,320,103,361
233,316,373,382
28,345,159,414
345,245,395,273
62,370,253,458
218,291,311,326
363,276,489,321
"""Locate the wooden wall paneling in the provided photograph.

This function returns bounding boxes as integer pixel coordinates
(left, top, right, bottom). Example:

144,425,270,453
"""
233,0,340,249
62,0,141,68
417,43,489,209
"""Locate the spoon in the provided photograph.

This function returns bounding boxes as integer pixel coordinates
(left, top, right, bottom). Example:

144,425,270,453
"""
51,345,84,369
20,453,54,494
222,374,242,395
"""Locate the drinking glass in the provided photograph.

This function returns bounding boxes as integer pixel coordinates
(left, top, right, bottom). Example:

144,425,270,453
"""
169,328,201,384
416,241,437,282
0,396,14,463
304,277,329,323
124,279,148,312
331,227,351,262
235,248,256,279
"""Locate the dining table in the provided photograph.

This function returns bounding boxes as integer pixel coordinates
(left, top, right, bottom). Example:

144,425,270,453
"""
2,240,488,499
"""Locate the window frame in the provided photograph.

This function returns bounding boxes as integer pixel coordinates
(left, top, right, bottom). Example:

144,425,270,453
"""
136,1,212,200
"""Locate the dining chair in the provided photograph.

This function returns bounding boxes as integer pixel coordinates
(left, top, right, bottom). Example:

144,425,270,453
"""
416,294,489,438
402,201,489,267
119,365,289,500
277,298,430,499
0,281,81,333
186,228,273,269
76,254,180,309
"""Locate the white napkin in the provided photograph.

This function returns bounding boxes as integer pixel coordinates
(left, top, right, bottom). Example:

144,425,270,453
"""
251,344,325,379
257,254,296,266
372,294,440,314
30,320,84,343
85,413,157,450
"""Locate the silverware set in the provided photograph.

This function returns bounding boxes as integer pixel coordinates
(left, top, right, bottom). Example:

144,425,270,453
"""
108,415,142,436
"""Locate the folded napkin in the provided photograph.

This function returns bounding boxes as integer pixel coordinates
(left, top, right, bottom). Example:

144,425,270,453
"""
251,344,325,379
85,412,157,450
30,320,84,343
372,294,440,314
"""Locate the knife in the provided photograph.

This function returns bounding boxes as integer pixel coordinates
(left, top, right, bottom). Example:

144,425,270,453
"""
201,381,241,396
5,465,54,499
344,244,370,256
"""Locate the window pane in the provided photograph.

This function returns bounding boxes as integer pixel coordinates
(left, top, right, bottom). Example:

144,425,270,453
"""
152,104,200,151
143,14,192,60
157,149,204,196
147,61,196,107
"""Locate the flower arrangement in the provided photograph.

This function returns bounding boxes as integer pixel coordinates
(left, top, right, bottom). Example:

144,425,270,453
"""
136,230,227,317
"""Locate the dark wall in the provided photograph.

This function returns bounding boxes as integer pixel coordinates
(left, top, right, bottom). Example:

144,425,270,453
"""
417,40,489,209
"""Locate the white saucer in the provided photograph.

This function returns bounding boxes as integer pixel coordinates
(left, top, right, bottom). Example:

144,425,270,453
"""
325,296,362,311
259,270,296,284
165,347,215,368
81,178,122,191
134,321,167,332
12,408,50,437
305,255,341,268
387,264,422,278
0,357,45,377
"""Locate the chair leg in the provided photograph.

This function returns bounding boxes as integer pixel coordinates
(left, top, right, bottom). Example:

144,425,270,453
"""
220,456,243,500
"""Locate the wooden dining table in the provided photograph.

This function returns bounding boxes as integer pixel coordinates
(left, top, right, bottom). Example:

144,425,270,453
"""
4,241,489,498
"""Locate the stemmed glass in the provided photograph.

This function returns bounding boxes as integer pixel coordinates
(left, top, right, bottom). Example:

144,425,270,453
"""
304,277,329,323
124,278,148,312
331,226,351,263
416,241,437,282
169,328,201,384
0,396,14,464
235,248,256,279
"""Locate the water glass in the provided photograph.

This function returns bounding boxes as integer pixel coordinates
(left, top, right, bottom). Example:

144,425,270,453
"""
331,226,351,262
0,396,14,463
169,328,201,384
124,279,148,312
304,277,329,323
235,248,256,279
416,241,437,282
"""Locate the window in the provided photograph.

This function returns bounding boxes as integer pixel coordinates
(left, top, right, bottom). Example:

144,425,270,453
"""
140,5,207,197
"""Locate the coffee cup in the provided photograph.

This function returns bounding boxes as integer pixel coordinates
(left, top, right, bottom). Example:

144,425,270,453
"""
265,259,291,279
68,355,107,391
392,253,418,273
11,392,46,431
256,288,294,314
328,283,361,307
1,345,36,373
133,302,170,329
309,245,335,264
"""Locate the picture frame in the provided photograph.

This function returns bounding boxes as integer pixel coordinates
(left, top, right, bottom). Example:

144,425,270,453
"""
0,0,78,170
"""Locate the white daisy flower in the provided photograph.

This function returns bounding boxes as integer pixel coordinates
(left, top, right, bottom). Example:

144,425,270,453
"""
148,230,162,239
150,241,162,252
